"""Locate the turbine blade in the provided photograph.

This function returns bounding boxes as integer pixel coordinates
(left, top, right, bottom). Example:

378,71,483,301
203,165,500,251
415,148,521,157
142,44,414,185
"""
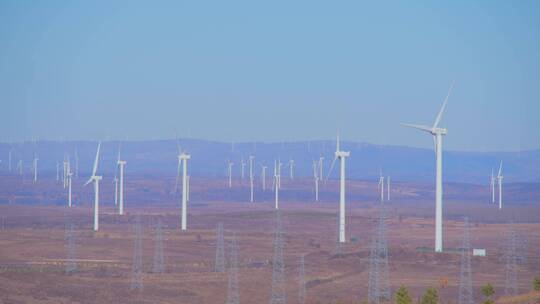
325,156,337,183
84,177,93,186
401,123,433,133
91,142,101,177
498,161,503,176
433,80,455,128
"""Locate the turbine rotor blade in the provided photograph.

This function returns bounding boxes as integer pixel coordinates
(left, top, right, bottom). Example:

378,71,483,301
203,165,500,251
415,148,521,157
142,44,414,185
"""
498,161,503,176
84,177,93,187
91,142,101,177
433,80,455,128
401,123,433,133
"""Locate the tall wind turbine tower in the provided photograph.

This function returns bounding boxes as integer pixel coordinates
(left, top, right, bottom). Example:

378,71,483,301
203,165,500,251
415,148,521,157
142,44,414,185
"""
261,164,267,191
249,155,254,202
318,156,324,184
327,133,350,243
401,81,454,253
313,160,319,202
289,159,294,180
378,171,385,203
117,145,127,215
180,150,191,230
84,142,102,231
228,160,234,188
497,161,503,210
240,156,245,181
67,166,73,207
490,168,496,204
32,154,38,184
274,160,280,210
387,176,390,201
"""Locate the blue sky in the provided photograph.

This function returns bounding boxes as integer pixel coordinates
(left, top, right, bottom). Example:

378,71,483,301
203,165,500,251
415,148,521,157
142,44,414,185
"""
0,1,538,151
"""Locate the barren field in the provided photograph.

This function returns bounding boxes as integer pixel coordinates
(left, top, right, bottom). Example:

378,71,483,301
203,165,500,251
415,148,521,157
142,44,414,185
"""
0,175,539,303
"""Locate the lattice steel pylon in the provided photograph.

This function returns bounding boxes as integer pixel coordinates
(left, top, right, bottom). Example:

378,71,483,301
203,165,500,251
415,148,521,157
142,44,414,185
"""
65,222,77,274
270,210,286,304
226,232,240,304
152,217,165,273
458,217,473,304
368,204,390,304
298,255,306,304
504,224,519,296
130,215,144,291
215,222,226,272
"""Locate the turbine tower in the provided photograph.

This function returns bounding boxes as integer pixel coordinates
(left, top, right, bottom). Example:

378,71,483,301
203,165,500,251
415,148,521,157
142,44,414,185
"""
401,81,454,253
117,145,127,215
378,170,385,203
490,168,496,204
327,133,350,243
240,156,245,181
261,164,267,191
180,149,191,231
274,160,280,210
84,142,102,231
249,155,254,202
289,159,294,180
32,153,39,184
386,176,390,201
67,160,73,207
312,160,319,202
228,160,234,188
497,161,503,210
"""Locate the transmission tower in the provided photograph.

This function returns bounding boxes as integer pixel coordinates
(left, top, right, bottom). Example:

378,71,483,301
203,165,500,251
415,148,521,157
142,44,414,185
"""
65,222,77,274
130,215,143,291
215,222,226,272
298,255,306,304
270,210,286,304
504,224,519,296
368,205,390,304
226,232,240,304
458,217,473,304
152,217,165,273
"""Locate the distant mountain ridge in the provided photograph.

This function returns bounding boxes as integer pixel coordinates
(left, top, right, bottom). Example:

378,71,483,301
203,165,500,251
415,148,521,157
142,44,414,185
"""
0,139,539,184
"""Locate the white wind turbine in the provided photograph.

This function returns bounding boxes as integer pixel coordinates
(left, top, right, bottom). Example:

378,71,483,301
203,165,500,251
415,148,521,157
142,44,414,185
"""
289,159,295,180
249,155,254,202
63,155,69,188
32,153,39,184
490,168,496,204
227,160,234,188
378,170,385,203
260,163,267,191
274,159,280,209
387,176,391,201
401,81,454,253
326,133,350,243
497,161,503,210
67,158,73,208
179,148,191,230
240,156,246,181
312,160,319,202
117,144,126,215
84,142,102,231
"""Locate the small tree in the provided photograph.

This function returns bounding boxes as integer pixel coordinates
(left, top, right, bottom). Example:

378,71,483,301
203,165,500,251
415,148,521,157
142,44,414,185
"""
481,283,495,304
534,276,540,291
395,285,412,304
420,288,438,304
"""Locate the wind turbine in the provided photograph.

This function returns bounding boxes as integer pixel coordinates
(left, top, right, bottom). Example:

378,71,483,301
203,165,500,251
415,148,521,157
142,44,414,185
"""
326,133,350,243
249,155,254,202
74,148,79,179
179,149,191,230
387,176,391,201
32,153,38,184
401,81,454,253
63,156,69,188
313,160,319,202
497,161,503,210
274,160,280,209
289,159,294,180
240,156,246,182
490,168,496,204
260,163,267,191
117,144,126,215
378,170,385,203
84,142,102,231
227,160,234,188
67,158,73,207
